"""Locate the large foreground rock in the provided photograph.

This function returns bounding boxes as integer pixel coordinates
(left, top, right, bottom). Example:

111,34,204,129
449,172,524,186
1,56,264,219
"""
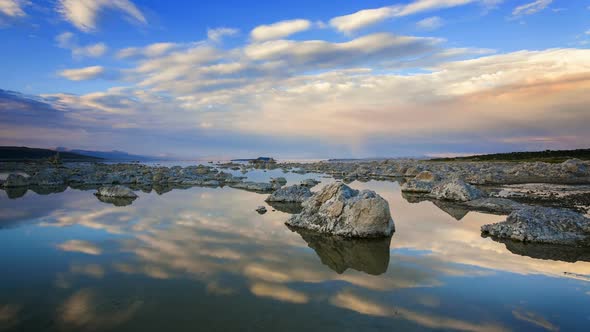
286,182,394,238
95,185,138,198
481,206,590,246
266,185,312,203
430,178,484,202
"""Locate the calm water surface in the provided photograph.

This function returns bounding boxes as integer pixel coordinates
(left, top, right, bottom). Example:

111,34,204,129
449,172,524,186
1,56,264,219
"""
1,170,589,331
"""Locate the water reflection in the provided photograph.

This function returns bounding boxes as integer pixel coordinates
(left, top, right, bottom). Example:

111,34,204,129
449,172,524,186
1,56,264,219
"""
0,171,589,331
289,226,392,275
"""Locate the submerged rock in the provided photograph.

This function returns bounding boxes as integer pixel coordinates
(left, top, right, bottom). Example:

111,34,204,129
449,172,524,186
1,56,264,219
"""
230,181,274,193
289,226,392,275
481,206,590,246
95,185,138,198
286,182,394,238
465,197,526,214
3,174,29,187
256,206,267,214
430,178,484,202
270,177,287,186
265,185,312,203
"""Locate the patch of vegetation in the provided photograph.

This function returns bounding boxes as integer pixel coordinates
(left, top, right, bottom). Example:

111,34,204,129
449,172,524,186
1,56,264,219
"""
430,149,590,163
0,146,102,161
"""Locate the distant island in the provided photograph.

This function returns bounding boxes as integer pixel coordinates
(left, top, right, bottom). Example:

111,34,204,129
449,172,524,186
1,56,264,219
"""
0,146,102,161
0,146,163,161
56,147,161,161
429,148,590,163
231,157,276,164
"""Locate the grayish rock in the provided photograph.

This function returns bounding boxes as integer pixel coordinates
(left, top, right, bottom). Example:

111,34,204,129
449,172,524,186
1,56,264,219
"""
401,179,433,193
29,168,67,186
287,182,395,238
266,185,312,203
256,206,267,214
481,206,590,246
270,177,287,186
300,178,320,187
561,159,588,177
430,178,484,202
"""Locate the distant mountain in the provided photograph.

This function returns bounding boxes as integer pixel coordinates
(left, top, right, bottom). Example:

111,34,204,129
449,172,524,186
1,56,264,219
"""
0,146,102,161
56,148,162,161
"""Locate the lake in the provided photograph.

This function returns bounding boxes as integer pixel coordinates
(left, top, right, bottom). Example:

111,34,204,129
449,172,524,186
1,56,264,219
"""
1,168,589,331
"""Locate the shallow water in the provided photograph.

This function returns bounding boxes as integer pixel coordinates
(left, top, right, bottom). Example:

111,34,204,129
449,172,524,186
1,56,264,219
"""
1,170,589,331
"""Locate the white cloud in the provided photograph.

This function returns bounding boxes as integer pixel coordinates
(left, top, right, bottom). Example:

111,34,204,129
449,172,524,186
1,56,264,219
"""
330,0,476,33
117,42,178,59
512,0,552,17
398,0,473,16
250,19,311,41
329,7,397,34
244,33,441,67
57,0,147,32
207,27,239,43
417,16,444,30
56,32,108,58
585,29,590,35
59,66,105,81
0,0,26,17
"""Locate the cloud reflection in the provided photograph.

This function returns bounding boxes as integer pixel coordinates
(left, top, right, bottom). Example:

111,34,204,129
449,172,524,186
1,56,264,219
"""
58,240,102,255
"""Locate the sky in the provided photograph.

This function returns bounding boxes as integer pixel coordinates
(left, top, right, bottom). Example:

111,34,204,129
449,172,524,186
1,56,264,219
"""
0,0,589,159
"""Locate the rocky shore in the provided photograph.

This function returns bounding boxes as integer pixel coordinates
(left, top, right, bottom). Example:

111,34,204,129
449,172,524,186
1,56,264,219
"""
2,157,590,246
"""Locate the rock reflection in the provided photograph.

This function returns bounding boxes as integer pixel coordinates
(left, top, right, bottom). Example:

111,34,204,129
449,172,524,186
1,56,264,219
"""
402,193,468,221
266,201,304,214
288,226,392,275
95,195,137,207
29,185,68,195
431,200,470,221
3,187,28,199
483,235,590,263
0,304,21,330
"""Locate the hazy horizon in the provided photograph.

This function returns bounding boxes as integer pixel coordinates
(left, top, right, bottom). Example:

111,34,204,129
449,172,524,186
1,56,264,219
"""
1,0,589,158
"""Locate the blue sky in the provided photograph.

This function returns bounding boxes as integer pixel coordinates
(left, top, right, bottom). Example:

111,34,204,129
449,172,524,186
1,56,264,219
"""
0,0,589,158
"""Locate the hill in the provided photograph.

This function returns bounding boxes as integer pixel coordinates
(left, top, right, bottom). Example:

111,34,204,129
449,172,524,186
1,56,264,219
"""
57,148,159,161
429,149,590,163
0,146,103,161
